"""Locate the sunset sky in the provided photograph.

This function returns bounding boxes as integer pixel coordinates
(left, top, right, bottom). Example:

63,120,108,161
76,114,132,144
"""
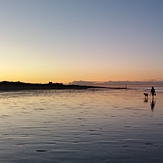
0,0,163,83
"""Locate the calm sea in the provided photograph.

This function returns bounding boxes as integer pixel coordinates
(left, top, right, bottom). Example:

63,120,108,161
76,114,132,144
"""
0,88,163,163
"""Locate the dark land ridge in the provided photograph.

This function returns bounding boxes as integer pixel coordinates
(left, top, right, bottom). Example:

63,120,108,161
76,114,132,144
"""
0,81,127,91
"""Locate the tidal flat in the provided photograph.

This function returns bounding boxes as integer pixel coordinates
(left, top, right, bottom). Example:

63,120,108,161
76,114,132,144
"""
0,89,163,163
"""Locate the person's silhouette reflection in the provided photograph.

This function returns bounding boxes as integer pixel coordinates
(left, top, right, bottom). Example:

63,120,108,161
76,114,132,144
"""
150,100,156,112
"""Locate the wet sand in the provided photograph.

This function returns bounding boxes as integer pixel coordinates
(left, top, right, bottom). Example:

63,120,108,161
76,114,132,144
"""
0,89,163,163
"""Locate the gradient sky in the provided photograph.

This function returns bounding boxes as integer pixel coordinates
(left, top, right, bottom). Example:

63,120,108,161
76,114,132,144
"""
0,0,163,83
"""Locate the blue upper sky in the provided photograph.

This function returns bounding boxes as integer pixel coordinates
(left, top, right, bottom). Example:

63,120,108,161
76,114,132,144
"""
0,0,163,83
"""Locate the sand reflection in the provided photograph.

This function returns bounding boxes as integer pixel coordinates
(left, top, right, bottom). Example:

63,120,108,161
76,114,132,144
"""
0,90,163,163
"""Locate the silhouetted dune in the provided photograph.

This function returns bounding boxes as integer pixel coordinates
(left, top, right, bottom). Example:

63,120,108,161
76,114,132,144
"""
0,81,107,91
0,81,127,91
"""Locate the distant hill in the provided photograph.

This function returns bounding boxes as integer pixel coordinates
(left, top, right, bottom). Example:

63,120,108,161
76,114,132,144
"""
69,80,163,87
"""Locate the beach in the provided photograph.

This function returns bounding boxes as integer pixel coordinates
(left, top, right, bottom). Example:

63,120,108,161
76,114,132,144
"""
0,88,163,163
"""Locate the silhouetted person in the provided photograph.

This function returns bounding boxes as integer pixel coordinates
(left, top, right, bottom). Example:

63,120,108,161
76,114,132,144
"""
150,99,156,112
150,87,156,100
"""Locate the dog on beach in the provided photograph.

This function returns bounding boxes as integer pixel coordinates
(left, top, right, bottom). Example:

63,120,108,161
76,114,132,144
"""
144,93,148,102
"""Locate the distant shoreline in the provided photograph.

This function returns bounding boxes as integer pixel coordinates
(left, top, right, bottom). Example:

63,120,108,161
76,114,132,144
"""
0,81,127,91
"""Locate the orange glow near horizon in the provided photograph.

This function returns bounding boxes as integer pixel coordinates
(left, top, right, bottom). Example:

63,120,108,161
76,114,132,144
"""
1,69,163,84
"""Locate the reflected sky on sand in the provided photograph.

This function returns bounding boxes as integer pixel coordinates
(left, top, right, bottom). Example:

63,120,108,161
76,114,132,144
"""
0,89,163,163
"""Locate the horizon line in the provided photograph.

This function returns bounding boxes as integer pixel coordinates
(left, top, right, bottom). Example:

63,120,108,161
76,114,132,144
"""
1,80,163,84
